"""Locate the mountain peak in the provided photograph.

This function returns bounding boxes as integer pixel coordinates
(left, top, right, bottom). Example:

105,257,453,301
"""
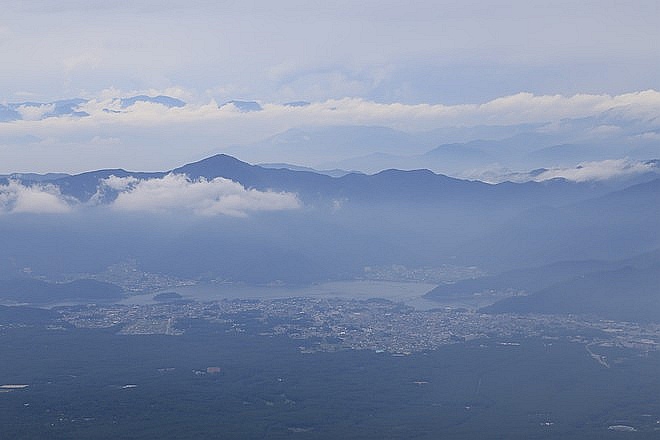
171,154,255,180
221,100,263,112
120,95,185,108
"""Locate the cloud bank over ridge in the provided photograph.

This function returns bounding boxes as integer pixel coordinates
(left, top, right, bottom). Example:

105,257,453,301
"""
532,159,658,183
106,174,300,217
1,90,660,173
0,180,73,214
0,175,301,217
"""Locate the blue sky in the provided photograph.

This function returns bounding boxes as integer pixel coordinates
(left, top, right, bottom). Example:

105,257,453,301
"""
1,0,659,172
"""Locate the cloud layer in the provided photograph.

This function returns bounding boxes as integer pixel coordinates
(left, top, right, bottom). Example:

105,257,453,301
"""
532,159,658,183
463,159,659,184
106,174,300,217
1,90,660,173
0,174,300,217
0,180,73,214
1,1,659,174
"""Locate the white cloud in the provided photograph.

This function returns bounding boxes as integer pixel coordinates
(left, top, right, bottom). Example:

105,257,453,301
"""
533,159,657,182
634,131,660,141
1,90,660,173
62,53,101,72
460,159,659,183
90,135,121,145
101,175,139,191
16,103,55,121
0,174,300,217
14,89,660,130
0,180,73,214
106,174,300,217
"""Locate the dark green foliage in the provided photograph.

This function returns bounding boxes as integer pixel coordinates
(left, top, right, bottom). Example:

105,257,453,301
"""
2,322,660,439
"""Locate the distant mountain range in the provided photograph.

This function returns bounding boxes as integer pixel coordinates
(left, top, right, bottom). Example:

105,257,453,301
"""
427,247,660,322
2,94,660,179
483,264,660,322
0,95,260,121
0,279,123,305
0,96,186,121
1,154,658,300
231,119,660,176
476,245,660,322
6,153,623,209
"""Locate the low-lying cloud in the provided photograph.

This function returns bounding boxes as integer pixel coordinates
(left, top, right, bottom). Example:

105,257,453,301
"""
0,180,73,214
16,103,55,121
461,159,659,184
532,159,658,183
1,90,659,173
105,174,300,217
0,174,301,217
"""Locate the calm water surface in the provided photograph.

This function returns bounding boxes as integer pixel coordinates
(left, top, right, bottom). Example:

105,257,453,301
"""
119,280,443,310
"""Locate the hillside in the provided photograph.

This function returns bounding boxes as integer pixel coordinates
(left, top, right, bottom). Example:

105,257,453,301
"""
483,265,660,322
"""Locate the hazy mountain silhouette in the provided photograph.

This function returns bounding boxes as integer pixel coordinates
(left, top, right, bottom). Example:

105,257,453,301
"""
1,155,657,287
483,263,660,322
0,279,123,304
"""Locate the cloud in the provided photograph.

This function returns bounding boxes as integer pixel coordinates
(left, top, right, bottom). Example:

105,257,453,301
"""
62,53,101,73
460,159,659,184
0,174,300,217
533,159,657,182
0,180,73,214
3,0,660,104
10,89,660,129
105,174,300,217
101,174,139,191
1,90,660,173
634,131,660,141
16,103,55,121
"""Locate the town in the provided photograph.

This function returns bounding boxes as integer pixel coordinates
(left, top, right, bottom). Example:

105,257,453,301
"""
56,297,660,358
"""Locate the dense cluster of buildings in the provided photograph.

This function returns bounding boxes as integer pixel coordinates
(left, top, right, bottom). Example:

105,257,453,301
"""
56,297,660,358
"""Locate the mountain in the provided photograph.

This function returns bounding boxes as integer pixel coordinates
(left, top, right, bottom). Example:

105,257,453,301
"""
0,104,21,122
0,305,57,324
321,131,660,177
221,100,262,112
0,99,89,121
165,154,612,209
483,264,660,322
426,248,660,322
427,247,660,298
11,153,651,221
232,125,434,165
0,279,123,305
1,154,657,285
449,177,660,270
465,159,660,189
277,110,660,175
282,101,310,107
424,259,614,300
54,169,164,202
120,95,185,108
0,95,186,122
258,163,356,178
0,172,70,182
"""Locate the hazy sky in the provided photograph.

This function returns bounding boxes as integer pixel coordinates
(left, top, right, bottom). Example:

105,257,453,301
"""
3,0,659,103
1,0,659,172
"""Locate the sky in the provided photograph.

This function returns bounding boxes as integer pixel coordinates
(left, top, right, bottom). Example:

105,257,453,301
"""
1,0,659,172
